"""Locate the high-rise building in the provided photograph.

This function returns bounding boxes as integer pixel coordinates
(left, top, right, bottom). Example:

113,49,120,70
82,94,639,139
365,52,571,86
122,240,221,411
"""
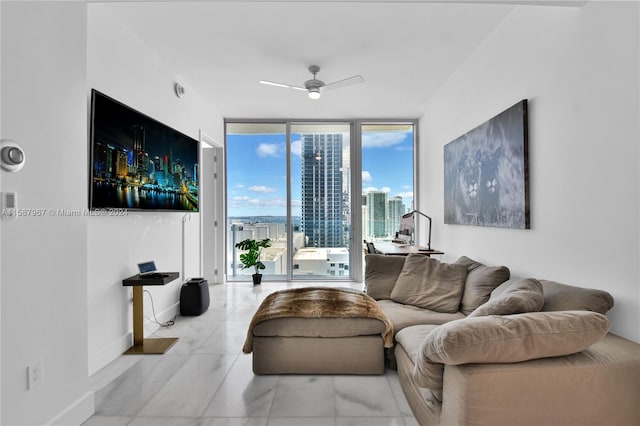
92,142,109,178
341,165,351,247
137,152,149,178
362,195,369,240
167,148,173,175
301,133,344,247
366,191,387,238
388,195,405,238
115,148,128,178
132,125,145,169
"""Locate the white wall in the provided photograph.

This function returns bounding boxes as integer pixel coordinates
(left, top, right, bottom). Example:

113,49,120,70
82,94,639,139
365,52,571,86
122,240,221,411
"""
420,1,639,341
0,2,223,421
1,3,94,425
0,2,3,422
0,2,4,422
86,4,223,375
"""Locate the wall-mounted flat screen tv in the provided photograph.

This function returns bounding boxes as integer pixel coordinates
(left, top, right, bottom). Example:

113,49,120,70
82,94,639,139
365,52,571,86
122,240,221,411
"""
89,89,199,212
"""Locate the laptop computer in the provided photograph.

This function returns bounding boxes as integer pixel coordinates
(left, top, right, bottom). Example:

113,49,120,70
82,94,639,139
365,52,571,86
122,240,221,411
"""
137,261,159,276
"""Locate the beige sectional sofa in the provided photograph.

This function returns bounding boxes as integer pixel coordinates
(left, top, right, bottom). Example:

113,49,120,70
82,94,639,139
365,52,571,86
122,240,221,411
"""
364,253,640,426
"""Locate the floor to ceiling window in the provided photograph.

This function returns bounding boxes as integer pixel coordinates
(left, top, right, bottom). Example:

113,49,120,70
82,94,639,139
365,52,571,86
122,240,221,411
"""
225,120,415,282
290,123,352,278
361,123,415,242
226,123,288,280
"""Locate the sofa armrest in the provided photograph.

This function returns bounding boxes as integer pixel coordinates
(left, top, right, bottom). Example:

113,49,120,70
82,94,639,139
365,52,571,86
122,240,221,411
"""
439,333,640,426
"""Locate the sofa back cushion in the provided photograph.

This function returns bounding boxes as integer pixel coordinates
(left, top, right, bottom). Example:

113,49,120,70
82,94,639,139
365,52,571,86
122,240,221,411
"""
454,256,510,315
390,254,468,313
417,310,610,367
468,278,544,317
412,311,610,401
540,280,614,314
364,254,406,300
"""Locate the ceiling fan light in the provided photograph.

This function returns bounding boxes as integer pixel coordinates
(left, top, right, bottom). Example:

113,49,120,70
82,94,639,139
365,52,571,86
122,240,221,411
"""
308,88,321,100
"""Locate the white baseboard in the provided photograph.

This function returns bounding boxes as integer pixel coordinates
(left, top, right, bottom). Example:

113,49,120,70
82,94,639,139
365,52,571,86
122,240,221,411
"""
88,302,180,376
146,301,180,334
46,391,94,426
88,332,133,376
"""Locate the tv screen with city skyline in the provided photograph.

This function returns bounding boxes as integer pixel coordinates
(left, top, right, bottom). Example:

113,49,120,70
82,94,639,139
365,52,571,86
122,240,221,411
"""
89,89,199,212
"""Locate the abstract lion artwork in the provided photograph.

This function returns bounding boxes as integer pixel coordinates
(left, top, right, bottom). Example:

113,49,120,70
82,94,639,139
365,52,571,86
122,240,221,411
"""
444,100,529,229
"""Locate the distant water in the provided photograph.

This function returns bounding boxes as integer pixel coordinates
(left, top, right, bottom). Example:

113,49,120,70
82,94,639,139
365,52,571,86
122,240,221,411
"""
92,180,197,211
229,216,301,227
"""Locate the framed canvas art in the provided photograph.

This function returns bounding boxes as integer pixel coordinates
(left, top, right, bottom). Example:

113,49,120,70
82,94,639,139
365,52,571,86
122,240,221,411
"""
444,100,529,229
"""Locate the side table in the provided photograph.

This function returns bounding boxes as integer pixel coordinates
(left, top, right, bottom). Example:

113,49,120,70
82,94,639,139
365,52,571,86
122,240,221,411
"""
122,272,180,354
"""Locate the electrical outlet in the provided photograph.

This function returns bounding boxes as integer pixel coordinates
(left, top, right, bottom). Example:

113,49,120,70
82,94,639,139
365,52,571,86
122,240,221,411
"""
27,361,42,390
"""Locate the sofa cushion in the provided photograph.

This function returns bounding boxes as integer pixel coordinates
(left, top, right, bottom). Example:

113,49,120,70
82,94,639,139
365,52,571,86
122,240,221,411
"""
377,299,465,334
364,254,406,300
395,324,444,401
540,280,614,314
416,310,610,367
454,256,511,315
390,254,468,313
467,278,544,317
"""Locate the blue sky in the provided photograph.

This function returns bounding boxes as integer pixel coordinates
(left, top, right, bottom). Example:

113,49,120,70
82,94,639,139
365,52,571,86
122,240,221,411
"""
226,130,413,217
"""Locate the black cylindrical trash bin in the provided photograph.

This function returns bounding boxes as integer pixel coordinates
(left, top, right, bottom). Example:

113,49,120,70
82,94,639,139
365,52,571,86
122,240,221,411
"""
180,278,210,316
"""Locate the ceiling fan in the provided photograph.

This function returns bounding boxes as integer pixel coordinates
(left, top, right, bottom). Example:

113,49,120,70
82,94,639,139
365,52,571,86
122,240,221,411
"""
259,65,364,100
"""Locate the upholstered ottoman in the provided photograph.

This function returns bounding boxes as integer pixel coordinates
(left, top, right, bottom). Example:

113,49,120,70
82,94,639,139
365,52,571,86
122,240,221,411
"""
243,287,394,375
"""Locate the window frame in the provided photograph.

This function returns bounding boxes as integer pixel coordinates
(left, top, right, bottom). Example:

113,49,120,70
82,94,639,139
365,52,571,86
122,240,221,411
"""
224,118,418,282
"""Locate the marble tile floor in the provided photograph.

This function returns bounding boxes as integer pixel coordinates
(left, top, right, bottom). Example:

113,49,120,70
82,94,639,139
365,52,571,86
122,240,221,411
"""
83,281,419,426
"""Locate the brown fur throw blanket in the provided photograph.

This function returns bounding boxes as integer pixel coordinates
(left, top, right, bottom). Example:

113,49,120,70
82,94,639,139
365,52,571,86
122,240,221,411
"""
243,287,394,353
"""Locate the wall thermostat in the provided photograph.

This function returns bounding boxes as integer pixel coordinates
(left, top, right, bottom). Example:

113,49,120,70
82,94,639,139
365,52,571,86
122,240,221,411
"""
174,83,185,98
1,139,26,172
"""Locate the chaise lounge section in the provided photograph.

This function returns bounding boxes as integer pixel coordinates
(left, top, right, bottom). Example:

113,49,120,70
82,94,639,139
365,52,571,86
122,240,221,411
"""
395,328,639,425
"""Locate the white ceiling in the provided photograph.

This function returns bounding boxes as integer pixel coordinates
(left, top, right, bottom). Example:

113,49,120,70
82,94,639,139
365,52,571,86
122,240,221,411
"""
100,1,579,119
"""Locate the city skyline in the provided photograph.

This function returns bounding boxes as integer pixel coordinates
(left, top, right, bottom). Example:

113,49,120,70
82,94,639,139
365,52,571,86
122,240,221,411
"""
92,91,199,172
226,129,414,220
90,90,199,211
226,127,413,277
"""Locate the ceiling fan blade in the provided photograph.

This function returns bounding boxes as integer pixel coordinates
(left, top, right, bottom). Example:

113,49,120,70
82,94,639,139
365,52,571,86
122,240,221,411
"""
323,75,365,91
259,80,307,91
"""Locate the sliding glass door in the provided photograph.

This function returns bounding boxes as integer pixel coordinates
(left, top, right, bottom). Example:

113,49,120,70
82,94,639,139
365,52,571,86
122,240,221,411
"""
225,120,415,282
226,123,289,280
290,123,352,278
